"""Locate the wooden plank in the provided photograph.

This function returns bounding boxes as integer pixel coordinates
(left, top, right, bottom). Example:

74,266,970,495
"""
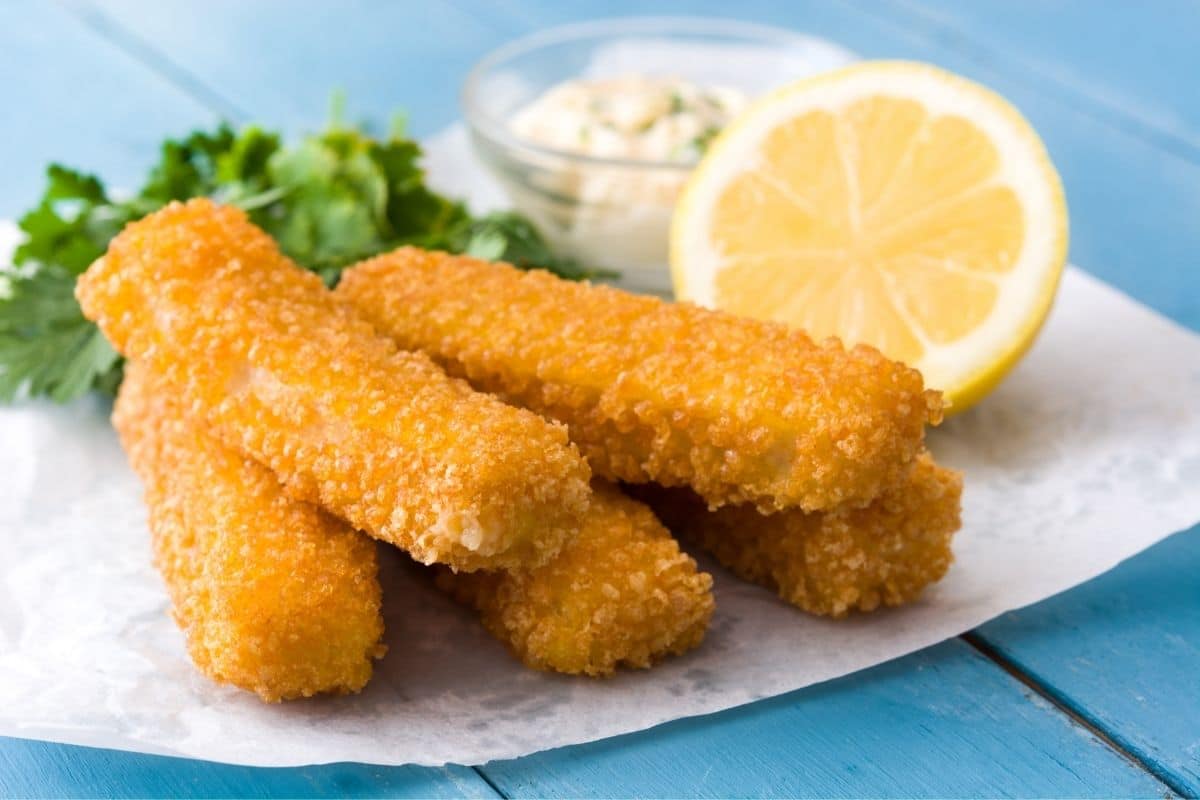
461,2,1200,793
500,0,1200,329
0,737,498,799
0,4,498,798
62,0,515,139
805,5,1200,792
15,0,1200,796
0,1,216,217
478,640,1170,798
80,0,1200,327
974,526,1200,796
870,0,1200,160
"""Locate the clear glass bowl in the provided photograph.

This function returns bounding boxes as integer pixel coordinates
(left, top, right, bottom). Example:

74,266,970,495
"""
461,16,854,287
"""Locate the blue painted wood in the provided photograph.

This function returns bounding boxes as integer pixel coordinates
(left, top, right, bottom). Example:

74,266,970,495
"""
745,10,1200,791
974,525,1200,797
870,0,1200,161
561,0,1200,331
0,2,496,797
478,640,1171,798
2,0,1198,796
79,0,1200,330
0,737,497,799
439,6,1200,790
60,0,518,140
0,1,215,217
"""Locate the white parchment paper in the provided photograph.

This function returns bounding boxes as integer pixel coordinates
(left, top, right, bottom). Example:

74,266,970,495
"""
2,120,1199,771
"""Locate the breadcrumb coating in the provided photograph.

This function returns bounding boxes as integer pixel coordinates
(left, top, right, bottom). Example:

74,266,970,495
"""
338,248,940,513
114,362,385,701
78,199,592,572
437,482,714,676
634,453,961,617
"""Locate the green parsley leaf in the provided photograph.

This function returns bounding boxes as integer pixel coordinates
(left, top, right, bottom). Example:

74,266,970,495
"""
1,108,611,404
15,165,135,274
0,265,121,402
451,212,616,281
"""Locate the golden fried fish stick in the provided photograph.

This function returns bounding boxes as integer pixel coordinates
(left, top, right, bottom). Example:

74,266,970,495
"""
78,200,592,572
337,248,940,514
114,362,385,701
437,482,714,676
633,454,961,617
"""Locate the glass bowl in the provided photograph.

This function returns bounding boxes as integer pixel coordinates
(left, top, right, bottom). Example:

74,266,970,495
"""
461,16,854,287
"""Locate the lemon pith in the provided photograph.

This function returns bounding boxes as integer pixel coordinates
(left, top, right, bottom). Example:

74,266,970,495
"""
671,61,1068,413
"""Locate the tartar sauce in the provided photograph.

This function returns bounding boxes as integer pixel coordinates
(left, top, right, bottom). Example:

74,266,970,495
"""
504,76,748,280
512,75,747,164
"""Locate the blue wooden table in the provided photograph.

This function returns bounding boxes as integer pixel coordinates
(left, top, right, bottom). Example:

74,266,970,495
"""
3,2,1198,796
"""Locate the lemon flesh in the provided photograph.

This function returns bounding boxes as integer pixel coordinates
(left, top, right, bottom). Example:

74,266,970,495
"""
671,62,1068,413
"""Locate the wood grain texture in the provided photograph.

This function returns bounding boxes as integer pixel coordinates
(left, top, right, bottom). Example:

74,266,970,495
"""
440,9,1200,791
831,4,1200,793
871,0,1200,161
0,1,214,217
0,737,498,799
478,640,1171,798
60,0,513,139
1,0,1197,796
976,526,1200,796
560,0,1200,330
77,0,1200,328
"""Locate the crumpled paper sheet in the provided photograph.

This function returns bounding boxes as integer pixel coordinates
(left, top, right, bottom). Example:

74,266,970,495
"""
2,78,1200,773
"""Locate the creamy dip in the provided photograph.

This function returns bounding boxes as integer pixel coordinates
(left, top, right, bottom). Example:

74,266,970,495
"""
512,75,747,164
504,76,749,280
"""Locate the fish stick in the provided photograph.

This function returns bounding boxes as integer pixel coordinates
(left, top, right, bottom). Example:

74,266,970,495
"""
337,248,940,514
632,453,961,617
114,361,385,701
437,482,714,676
78,199,592,572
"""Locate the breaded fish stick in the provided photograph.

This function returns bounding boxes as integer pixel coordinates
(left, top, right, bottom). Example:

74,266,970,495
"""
115,362,385,701
78,200,592,572
338,249,940,513
633,454,961,617
437,482,714,676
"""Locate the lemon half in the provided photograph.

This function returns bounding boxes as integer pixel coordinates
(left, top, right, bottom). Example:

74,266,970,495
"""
671,61,1068,413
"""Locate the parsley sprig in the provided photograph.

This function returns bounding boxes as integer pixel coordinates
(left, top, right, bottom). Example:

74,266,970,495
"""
0,118,606,403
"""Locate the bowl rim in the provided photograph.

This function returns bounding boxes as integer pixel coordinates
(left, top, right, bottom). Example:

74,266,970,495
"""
460,15,824,172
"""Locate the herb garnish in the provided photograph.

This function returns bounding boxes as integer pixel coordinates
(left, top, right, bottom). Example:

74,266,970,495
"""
0,116,607,403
